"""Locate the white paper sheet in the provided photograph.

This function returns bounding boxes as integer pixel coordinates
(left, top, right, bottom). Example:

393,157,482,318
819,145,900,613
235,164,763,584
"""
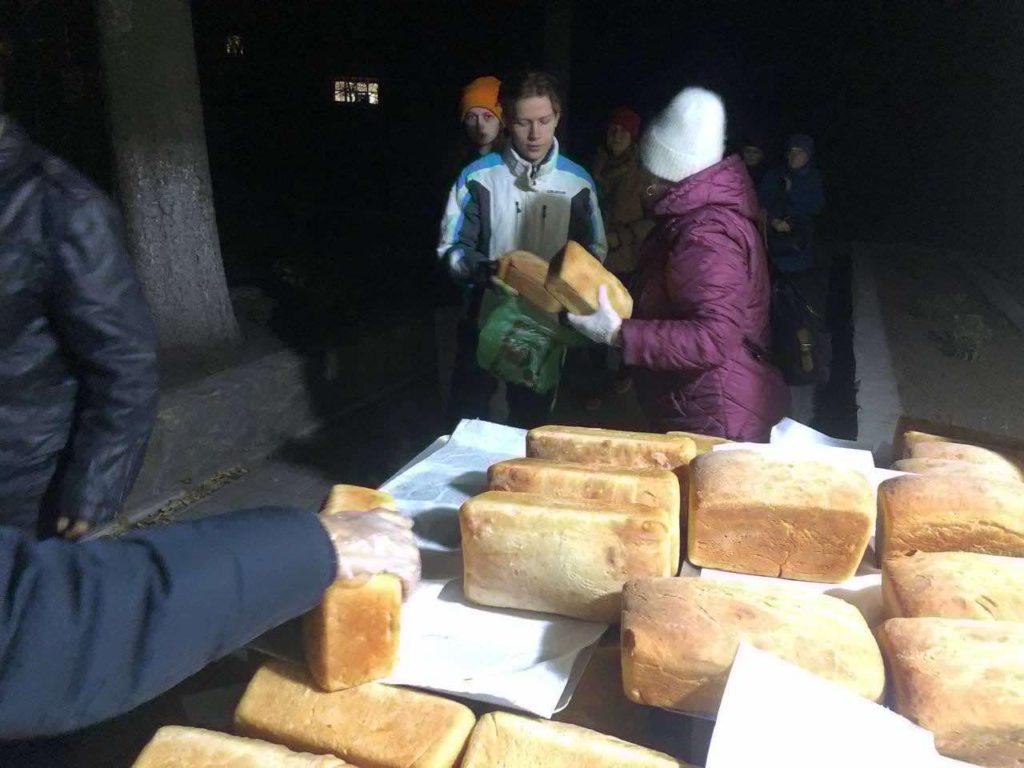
770,417,868,451
377,419,607,717
706,644,967,768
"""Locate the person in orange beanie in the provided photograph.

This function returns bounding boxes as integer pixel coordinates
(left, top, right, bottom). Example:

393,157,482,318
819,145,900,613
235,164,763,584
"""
434,75,507,419
459,75,504,157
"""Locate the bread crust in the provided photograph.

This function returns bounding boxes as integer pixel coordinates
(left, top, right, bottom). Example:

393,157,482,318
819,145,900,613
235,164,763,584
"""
688,450,874,582
878,618,1024,767
621,578,885,715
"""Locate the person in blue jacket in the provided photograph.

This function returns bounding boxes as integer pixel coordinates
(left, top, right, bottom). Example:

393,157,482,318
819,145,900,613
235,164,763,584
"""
758,134,825,273
0,505,420,739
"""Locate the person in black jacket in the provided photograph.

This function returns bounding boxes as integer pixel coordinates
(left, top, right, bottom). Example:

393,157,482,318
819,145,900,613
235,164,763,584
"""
0,114,158,539
0,504,420,739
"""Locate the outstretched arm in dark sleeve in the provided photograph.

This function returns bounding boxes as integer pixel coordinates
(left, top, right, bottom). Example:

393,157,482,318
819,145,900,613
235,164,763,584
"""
0,507,335,738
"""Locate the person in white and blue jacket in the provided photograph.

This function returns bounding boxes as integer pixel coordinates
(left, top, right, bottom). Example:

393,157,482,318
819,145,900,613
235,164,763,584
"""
437,71,607,429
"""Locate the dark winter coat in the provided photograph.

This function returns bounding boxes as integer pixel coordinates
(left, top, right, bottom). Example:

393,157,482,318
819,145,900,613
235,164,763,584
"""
591,145,654,276
758,162,825,273
0,506,335,738
0,121,158,533
621,155,789,440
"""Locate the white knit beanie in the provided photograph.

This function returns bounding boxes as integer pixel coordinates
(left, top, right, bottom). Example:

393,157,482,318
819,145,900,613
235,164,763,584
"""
640,87,726,182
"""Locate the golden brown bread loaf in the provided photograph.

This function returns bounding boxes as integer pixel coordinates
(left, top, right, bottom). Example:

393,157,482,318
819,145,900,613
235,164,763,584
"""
666,431,732,455
882,551,1024,621
132,726,350,767
877,618,1024,767
687,450,874,582
526,426,696,472
876,474,1024,559
496,250,563,313
892,457,1023,484
545,240,634,318
321,485,397,515
488,458,681,572
621,578,886,715
234,661,476,768
304,485,402,691
553,643,654,748
461,712,690,767
907,440,1024,481
460,491,674,622
901,429,953,456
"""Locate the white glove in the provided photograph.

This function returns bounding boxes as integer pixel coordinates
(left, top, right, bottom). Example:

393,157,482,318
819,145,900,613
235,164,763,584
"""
567,285,623,347
319,509,421,596
447,249,471,283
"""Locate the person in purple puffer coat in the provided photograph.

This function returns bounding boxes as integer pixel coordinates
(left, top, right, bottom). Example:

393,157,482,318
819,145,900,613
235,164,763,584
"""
568,87,789,441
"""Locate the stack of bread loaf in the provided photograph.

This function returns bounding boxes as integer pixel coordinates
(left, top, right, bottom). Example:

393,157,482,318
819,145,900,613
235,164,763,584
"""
871,427,1024,766
459,426,696,622
496,242,634,318
131,418,1024,766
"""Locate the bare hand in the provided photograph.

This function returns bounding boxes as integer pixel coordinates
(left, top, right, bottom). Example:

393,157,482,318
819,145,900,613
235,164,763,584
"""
771,219,792,234
56,517,92,541
319,509,421,596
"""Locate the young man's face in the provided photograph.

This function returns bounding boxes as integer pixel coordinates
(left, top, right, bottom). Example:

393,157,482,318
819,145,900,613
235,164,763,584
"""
509,95,560,162
463,107,501,149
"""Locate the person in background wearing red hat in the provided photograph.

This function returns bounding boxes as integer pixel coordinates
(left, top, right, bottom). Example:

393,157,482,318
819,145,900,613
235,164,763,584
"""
576,107,654,412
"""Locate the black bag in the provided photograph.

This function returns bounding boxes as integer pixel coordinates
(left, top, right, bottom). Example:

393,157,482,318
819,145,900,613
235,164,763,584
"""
768,275,832,386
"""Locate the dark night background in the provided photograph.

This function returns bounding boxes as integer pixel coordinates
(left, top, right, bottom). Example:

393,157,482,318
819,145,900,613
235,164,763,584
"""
5,0,1023,325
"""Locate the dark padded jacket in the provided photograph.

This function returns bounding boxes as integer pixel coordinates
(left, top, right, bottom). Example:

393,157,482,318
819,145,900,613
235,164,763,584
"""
0,120,158,532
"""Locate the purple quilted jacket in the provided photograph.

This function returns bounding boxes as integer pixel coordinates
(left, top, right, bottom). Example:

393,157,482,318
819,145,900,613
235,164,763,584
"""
620,155,790,441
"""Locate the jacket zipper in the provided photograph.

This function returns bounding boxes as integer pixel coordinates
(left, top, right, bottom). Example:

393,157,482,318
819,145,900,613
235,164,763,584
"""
541,204,548,243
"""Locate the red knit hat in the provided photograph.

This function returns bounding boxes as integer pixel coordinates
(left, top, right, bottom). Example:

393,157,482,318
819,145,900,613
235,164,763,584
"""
609,107,642,142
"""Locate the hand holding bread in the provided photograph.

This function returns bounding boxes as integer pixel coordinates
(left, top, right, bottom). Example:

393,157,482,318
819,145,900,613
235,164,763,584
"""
319,509,420,595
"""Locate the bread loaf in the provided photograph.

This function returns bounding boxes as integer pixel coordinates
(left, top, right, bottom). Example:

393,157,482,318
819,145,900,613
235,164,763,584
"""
901,429,952,456
878,618,1024,767
907,440,1024,482
235,661,475,768
527,426,696,472
554,643,654,748
460,491,674,622
322,485,396,515
132,726,350,767
883,551,1024,621
545,240,634,318
305,485,402,691
667,431,731,456
488,458,681,572
461,712,690,767
621,578,885,715
877,474,1024,559
688,450,874,582
496,250,563,313
892,457,1023,484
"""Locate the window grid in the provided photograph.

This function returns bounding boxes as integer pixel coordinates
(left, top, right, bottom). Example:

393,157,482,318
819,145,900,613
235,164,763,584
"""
333,78,380,106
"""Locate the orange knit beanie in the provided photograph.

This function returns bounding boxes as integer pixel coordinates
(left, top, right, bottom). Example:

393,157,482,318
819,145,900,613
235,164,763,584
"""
459,76,503,123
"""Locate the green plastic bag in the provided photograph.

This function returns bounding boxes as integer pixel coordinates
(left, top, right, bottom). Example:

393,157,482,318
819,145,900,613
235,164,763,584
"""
476,283,588,394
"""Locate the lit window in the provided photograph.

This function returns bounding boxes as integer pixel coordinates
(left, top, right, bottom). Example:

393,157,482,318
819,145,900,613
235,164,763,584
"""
226,34,244,56
333,77,380,106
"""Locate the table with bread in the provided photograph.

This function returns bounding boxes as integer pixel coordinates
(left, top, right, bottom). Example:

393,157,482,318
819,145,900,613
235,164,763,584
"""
129,389,1024,765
